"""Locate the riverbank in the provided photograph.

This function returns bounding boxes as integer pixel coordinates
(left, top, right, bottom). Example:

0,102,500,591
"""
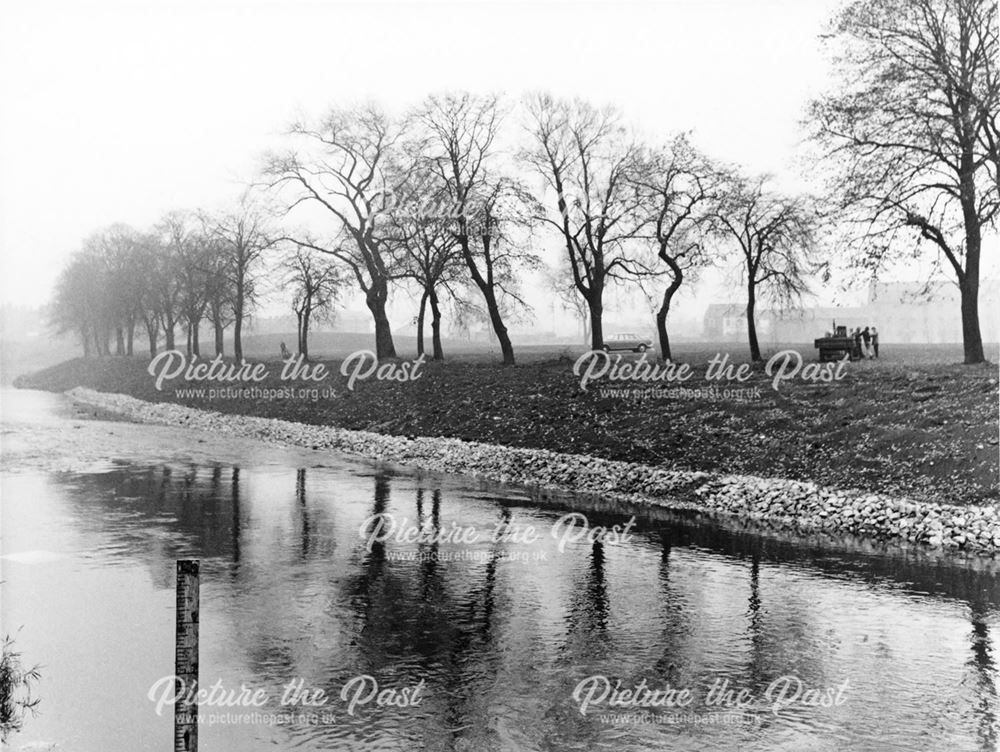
15,351,1000,508
60,386,1000,555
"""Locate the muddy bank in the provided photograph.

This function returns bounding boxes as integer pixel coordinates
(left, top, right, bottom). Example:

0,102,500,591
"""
18,354,1000,507
64,387,1000,556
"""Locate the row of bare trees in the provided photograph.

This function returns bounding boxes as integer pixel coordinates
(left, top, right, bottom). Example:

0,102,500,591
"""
262,96,542,365
50,198,349,362
51,0,998,366
521,96,822,362
260,92,821,364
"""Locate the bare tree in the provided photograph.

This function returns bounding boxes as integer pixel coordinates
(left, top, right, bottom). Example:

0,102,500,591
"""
203,244,234,358
264,104,409,360
391,168,464,360
163,212,214,358
466,175,542,353
51,226,149,358
711,173,820,362
809,0,999,364
50,251,111,357
154,212,191,352
86,224,145,356
635,136,716,361
284,242,349,360
204,194,278,361
522,93,650,350
417,92,537,365
136,233,166,357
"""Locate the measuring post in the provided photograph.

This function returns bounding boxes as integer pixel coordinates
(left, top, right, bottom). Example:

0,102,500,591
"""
175,559,200,752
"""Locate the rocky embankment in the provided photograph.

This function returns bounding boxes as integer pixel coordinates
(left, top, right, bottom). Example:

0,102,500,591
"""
68,387,1000,556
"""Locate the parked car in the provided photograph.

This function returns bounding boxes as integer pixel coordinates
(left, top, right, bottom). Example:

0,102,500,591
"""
602,333,653,353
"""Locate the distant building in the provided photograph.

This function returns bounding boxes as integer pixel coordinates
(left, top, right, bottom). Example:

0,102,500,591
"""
702,303,772,340
864,279,1000,343
766,306,869,343
331,310,372,333
705,279,1000,344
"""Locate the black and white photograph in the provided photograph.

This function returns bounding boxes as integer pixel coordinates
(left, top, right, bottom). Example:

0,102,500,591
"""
1,0,999,749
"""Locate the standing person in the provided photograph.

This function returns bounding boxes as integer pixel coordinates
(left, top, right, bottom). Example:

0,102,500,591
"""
852,327,862,359
871,326,879,358
861,327,872,359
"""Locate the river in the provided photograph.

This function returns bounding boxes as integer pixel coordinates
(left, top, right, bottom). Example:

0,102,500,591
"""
1,390,998,751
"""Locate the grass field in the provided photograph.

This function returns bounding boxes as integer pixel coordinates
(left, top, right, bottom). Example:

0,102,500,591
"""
13,336,1000,507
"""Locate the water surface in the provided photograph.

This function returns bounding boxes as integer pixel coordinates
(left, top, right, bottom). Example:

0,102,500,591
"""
2,391,998,751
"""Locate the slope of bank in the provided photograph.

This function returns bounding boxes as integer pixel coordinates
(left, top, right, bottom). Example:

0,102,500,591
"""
15,353,999,508
60,386,1000,555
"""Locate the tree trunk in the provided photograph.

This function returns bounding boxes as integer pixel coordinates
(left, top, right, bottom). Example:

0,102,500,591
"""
416,288,428,357
233,271,247,362
958,152,986,365
656,262,683,362
115,327,125,356
94,323,105,356
581,272,605,351
458,232,513,365
365,282,397,360
482,287,515,366
656,295,673,362
163,313,176,351
233,302,244,362
746,283,761,362
126,321,135,356
192,319,201,358
213,317,225,357
301,307,311,361
588,296,604,351
429,287,444,361
146,320,158,359
960,276,985,364
296,311,304,355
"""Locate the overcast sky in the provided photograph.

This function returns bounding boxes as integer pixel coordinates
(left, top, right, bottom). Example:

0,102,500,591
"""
0,0,843,313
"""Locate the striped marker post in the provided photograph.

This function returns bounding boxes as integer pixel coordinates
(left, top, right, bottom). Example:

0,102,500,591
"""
175,559,199,752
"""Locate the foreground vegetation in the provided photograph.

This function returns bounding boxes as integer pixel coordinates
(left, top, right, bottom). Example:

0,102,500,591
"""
16,342,999,507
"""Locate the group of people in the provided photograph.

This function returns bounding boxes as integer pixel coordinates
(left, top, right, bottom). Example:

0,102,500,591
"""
822,322,880,360
852,326,879,359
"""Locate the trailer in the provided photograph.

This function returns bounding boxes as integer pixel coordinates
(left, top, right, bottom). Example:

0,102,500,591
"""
814,324,860,362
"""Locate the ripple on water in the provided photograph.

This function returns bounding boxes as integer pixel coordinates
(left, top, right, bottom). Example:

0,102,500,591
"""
3,453,999,752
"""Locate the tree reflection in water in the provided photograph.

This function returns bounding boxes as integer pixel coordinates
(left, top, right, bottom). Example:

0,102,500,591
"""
34,459,1000,752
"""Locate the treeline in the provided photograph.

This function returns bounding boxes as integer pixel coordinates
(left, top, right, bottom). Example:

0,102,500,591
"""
54,97,823,366
262,94,826,365
52,0,998,364
54,200,275,361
